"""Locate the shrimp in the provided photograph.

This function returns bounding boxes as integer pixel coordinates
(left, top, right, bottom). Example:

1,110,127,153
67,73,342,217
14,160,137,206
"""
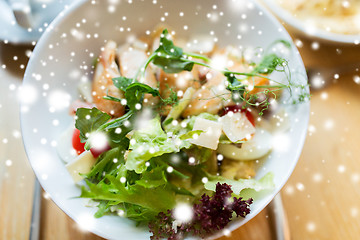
225,46,269,95
117,43,159,106
159,65,202,99
182,51,236,118
229,62,269,95
181,69,231,117
92,41,125,117
182,47,270,117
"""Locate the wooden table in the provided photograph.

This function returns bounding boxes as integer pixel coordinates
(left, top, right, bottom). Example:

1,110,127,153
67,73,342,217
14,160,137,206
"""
1,33,360,240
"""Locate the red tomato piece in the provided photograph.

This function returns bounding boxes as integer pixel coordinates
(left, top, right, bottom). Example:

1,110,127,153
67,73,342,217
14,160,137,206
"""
90,144,111,158
223,105,256,127
72,128,86,155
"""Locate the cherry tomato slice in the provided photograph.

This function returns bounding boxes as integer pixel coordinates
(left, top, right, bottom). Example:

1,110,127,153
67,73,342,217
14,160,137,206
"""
72,128,112,157
90,144,111,158
72,128,86,155
223,105,256,127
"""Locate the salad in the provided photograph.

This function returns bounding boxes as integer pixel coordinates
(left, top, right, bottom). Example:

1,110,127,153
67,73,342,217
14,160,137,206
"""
60,28,308,239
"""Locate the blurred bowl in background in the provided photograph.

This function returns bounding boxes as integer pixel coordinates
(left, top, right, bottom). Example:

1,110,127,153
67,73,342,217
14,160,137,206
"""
259,0,360,70
260,0,360,45
0,0,72,44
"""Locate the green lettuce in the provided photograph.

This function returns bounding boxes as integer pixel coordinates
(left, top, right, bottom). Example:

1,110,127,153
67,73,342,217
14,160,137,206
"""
125,116,196,174
135,166,167,188
164,112,218,135
81,175,175,212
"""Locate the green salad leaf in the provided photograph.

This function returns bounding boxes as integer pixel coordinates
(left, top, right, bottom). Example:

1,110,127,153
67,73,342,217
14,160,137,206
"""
85,139,129,181
135,166,167,188
125,116,180,173
112,76,133,91
152,29,194,73
75,107,111,142
81,175,176,212
124,83,160,110
122,203,159,223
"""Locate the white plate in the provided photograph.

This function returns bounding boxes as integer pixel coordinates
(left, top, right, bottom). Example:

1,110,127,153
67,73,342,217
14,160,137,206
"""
260,0,360,45
0,0,72,44
21,0,310,239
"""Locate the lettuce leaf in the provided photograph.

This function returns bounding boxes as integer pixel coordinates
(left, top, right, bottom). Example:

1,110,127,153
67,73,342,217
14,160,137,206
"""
135,166,167,188
81,175,175,212
125,116,182,173
164,112,218,135
122,203,159,222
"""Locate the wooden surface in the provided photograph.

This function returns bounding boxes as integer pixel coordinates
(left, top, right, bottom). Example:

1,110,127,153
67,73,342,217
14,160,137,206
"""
1,34,360,240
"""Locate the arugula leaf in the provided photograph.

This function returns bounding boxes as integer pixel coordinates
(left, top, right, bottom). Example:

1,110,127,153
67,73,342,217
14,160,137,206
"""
156,29,183,57
112,76,133,91
75,108,111,142
101,110,134,130
85,139,129,181
152,29,194,73
153,57,194,74
125,82,160,110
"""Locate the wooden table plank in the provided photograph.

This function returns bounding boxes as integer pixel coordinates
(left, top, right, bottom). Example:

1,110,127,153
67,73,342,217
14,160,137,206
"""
281,72,360,240
0,43,35,240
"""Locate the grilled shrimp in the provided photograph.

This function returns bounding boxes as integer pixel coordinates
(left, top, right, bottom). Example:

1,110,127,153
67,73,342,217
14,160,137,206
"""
92,41,125,117
182,52,235,117
225,46,269,95
117,44,159,106
182,69,231,117
159,65,202,99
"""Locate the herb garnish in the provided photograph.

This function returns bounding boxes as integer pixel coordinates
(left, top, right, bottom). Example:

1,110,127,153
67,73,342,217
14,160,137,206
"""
106,29,308,116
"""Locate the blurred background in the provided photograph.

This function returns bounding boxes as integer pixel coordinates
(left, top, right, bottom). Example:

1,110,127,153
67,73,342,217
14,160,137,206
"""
0,0,360,239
